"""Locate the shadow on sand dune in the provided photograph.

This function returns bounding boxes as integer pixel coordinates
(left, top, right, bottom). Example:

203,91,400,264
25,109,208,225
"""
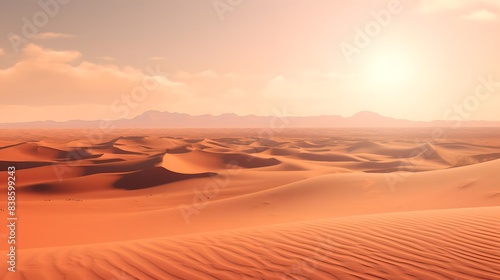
113,167,215,190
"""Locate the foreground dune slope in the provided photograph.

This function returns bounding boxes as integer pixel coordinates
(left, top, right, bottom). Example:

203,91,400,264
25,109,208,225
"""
10,158,500,249
1,206,498,280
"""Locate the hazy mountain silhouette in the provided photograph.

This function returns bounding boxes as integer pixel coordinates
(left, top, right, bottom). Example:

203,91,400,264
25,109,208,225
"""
1,111,500,128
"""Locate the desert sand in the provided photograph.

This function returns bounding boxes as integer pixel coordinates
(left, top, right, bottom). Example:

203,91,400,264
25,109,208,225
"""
0,128,499,279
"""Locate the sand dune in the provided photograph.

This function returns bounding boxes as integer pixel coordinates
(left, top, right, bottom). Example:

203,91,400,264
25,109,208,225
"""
266,147,299,156
0,128,499,279
0,142,97,162
163,150,281,173
1,207,498,280
114,167,215,190
295,152,365,162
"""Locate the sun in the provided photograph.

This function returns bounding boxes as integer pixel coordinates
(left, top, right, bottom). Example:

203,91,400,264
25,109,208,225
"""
363,47,417,89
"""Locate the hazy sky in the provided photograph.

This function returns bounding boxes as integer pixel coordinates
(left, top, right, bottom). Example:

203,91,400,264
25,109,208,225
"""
1,0,500,122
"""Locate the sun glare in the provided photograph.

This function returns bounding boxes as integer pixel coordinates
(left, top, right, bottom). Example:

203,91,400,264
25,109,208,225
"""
364,48,417,89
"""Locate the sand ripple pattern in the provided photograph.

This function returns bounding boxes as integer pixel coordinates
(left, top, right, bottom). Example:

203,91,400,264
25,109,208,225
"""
2,206,499,280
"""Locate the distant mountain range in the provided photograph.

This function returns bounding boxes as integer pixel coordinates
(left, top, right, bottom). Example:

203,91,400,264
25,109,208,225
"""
2,111,500,128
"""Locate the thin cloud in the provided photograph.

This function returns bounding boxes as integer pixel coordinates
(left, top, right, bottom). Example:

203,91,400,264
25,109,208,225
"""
460,9,498,21
34,32,76,40
0,48,4,56
0,44,185,107
150,56,165,61
418,0,500,14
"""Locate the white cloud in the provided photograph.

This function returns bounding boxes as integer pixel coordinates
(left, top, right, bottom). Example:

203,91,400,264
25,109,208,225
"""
0,44,275,121
150,56,165,61
0,43,369,121
0,44,185,108
33,32,76,40
460,9,498,21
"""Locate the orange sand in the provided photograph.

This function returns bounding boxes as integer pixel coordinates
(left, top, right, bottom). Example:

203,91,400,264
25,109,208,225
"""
0,128,499,279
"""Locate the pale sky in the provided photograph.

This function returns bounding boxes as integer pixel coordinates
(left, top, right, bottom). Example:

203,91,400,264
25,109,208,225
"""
1,0,500,122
